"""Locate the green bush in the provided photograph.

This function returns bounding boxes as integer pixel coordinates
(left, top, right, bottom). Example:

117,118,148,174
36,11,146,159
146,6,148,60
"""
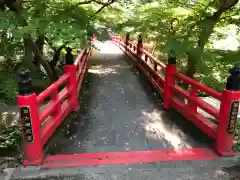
0,67,18,102
0,125,21,149
0,75,18,101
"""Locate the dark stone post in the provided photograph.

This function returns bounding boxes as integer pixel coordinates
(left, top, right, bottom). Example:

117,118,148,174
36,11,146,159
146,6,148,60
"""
17,68,44,165
216,65,240,156
18,68,33,95
167,50,177,64
226,66,240,91
65,46,74,65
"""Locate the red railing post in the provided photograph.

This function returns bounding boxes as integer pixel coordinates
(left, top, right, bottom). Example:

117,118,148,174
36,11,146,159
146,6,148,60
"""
188,86,198,113
90,34,97,43
137,35,143,57
145,54,148,62
17,69,44,166
125,33,130,45
111,35,115,42
64,65,79,111
216,67,240,156
117,35,121,43
163,53,177,109
84,49,89,76
51,89,61,117
120,35,123,41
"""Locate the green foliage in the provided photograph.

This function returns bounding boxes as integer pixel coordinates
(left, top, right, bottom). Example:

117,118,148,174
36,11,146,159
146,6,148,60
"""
0,75,18,102
0,0,117,102
0,125,21,149
113,0,240,90
0,0,115,155
0,0,240,154
0,61,18,102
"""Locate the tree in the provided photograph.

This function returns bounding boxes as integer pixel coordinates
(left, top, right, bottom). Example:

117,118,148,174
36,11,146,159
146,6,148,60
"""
114,0,240,78
0,0,116,81
186,0,240,78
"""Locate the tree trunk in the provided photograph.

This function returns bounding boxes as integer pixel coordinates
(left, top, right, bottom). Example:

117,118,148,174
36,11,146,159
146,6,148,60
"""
1,1,55,81
186,0,239,78
186,17,218,78
186,53,197,78
49,45,66,68
23,38,35,70
34,35,45,67
49,45,66,79
24,35,55,81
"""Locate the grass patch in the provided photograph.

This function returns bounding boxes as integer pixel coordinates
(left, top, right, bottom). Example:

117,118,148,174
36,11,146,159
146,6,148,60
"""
233,118,240,152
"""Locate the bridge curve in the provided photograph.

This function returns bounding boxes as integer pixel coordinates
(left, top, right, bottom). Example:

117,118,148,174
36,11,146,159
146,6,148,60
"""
47,40,208,155
17,34,240,168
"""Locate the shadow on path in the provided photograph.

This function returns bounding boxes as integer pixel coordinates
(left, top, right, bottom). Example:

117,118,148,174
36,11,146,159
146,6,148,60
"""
46,43,213,155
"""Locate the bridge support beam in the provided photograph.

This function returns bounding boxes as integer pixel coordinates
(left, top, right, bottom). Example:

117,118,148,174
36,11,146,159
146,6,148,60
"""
64,65,79,111
216,66,240,156
17,69,44,166
137,35,143,57
125,33,130,46
163,52,177,109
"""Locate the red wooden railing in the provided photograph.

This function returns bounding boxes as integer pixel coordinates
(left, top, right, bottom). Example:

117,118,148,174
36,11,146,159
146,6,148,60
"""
17,34,239,166
17,48,92,166
111,35,240,157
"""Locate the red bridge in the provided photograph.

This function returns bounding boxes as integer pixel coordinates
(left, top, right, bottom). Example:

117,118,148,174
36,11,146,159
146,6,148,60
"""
17,34,240,168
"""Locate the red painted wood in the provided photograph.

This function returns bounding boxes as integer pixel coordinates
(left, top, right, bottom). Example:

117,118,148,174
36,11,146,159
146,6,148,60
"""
216,90,240,156
163,64,176,109
18,48,90,166
37,75,69,104
175,72,221,100
113,37,237,157
18,93,44,165
172,85,219,120
41,148,219,168
170,97,217,139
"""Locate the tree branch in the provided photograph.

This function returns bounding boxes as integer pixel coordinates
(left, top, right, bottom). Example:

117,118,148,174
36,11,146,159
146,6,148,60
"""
94,0,115,14
76,0,115,6
216,0,239,16
44,36,56,51
74,0,116,15
24,35,55,80
75,0,93,6
93,0,112,5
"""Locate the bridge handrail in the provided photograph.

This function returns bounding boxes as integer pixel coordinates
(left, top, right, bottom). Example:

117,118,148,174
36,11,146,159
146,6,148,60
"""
111,34,240,157
114,37,165,96
141,48,166,70
74,50,85,67
121,40,166,71
112,36,220,110
17,47,91,166
37,75,69,104
174,72,222,100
